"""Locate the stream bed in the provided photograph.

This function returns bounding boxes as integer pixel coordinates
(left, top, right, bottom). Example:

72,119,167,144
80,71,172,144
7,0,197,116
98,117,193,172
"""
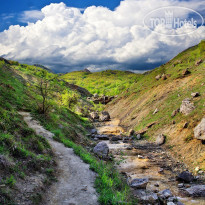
94,119,205,205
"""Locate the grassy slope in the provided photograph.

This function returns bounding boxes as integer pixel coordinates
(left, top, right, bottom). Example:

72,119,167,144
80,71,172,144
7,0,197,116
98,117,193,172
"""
0,60,133,204
60,70,138,96
106,40,205,171
0,62,55,204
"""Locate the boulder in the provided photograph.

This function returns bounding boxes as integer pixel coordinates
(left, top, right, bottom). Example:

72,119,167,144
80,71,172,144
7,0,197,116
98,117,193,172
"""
99,111,110,121
90,112,99,120
194,117,205,140
191,92,200,98
184,185,205,197
156,134,166,145
177,171,194,183
180,98,195,115
93,142,109,159
129,178,149,189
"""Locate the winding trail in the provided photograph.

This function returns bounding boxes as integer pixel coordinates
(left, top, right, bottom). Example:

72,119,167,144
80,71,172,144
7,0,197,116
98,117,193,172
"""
19,112,98,205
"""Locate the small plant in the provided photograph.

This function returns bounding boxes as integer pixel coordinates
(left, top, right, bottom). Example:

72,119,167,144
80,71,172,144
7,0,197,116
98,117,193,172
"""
5,175,16,187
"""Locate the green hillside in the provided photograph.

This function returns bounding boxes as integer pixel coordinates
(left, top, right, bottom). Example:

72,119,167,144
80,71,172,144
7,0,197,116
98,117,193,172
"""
106,40,205,171
60,70,138,96
0,59,132,204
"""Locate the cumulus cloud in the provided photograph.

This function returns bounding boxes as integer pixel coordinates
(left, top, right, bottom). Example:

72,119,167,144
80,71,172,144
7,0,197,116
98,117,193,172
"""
0,0,204,73
19,10,45,23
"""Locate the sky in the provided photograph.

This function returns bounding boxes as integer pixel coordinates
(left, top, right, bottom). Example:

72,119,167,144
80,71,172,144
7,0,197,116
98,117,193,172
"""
0,0,205,73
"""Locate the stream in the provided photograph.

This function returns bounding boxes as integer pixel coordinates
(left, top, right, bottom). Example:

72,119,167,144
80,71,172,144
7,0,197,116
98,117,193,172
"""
94,118,205,205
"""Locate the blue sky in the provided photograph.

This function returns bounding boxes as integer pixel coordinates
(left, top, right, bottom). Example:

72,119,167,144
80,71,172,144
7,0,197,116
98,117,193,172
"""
0,0,204,73
0,0,121,31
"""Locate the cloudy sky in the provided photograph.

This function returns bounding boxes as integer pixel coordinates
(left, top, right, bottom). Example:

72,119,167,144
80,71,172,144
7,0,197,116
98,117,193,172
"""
0,0,205,73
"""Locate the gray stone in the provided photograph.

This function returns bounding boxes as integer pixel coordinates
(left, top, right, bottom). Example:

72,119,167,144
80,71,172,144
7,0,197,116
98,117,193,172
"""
129,178,149,189
184,185,205,197
90,112,99,120
110,136,121,141
133,189,158,204
136,134,141,140
93,142,109,159
194,117,205,140
167,202,175,205
156,134,166,145
180,98,195,115
99,111,110,122
96,135,109,140
158,189,173,199
91,128,97,134
177,171,194,183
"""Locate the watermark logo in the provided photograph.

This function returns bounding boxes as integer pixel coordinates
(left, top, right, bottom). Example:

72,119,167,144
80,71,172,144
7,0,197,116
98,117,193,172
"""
144,6,204,36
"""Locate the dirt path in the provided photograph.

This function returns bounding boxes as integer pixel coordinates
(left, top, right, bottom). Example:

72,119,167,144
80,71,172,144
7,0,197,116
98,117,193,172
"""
19,112,98,205
94,119,205,205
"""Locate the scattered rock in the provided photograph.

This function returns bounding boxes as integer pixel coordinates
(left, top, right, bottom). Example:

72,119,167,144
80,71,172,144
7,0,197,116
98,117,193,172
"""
184,185,205,197
128,129,135,136
136,134,141,140
133,189,158,204
171,108,180,117
129,178,149,189
178,183,184,188
182,68,190,76
93,142,109,159
167,202,175,205
153,108,159,115
154,183,159,187
99,111,110,122
194,117,205,140
90,112,99,120
93,93,99,98
183,122,189,129
110,136,121,141
90,128,97,134
177,171,194,183
156,134,166,145
180,98,195,115
158,168,164,174
161,73,167,80
158,189,173,199
195,59,202,66
0,155,14,169
191,92,200,98
155,74,161,80
96,135,109,140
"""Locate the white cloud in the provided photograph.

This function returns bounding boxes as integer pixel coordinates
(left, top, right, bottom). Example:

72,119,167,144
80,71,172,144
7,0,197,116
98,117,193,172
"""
0,0,204,72
19,10,44,23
